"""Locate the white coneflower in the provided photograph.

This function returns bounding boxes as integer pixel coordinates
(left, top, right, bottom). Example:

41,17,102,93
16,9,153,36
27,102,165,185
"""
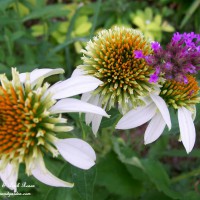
117,75,200,153
75,26,157,135
0,68,109,191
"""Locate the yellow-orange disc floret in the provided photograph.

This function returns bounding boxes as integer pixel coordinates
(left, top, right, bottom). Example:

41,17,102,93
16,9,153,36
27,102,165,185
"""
0,70,69,165
160,75,200,109
80,26,155,111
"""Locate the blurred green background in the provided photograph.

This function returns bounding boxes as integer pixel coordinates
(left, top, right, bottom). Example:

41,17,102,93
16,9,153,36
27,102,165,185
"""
0,0,200,200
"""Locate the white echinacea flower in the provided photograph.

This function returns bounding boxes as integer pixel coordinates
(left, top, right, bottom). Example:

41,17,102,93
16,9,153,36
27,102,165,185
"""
0,68,109,192
117,75,200,154
74,26,159,135
116,92,171,145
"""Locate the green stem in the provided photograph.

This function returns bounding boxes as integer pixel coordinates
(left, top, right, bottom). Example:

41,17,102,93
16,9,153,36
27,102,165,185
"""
79,113,86,140
171,167,200,183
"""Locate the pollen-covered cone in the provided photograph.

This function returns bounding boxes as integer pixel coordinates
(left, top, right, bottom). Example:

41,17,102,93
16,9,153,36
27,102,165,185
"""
117,75,200,153
77,26,156,134
0,68,109,191
160,75,200,153
79,26,154,112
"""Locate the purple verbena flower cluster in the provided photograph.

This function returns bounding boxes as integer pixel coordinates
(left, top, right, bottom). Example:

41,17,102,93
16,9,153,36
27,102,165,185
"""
134,32,200,83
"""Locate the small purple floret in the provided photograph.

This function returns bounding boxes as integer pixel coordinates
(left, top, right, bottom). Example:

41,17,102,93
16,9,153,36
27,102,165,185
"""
134,50,144,58
151,41,161,52
149,74,159,83
140,32,200,83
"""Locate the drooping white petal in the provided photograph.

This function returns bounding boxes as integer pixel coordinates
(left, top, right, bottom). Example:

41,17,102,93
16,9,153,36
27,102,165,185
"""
81,92,92,102
19,68,64,87
84,94,101,125
116,103,157,129
54,138,96,170
50,98,109,117
92,114,103,136
0,162,18,192
31,155,74,188
48,76,103,99
144,112,166,144
85,113,93,125
71,68,85,77
150,93,171,129
178,107,196,153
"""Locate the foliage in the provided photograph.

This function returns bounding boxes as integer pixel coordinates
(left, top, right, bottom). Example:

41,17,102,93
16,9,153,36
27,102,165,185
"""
1,0,200,200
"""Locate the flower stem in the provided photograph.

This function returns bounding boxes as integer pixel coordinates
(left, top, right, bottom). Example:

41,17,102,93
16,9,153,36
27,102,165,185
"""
79,113,86,140
171,167,200,183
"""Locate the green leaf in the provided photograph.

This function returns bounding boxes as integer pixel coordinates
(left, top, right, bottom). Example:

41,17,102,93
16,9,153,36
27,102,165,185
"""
71,166,96,200
74,22,92,36
89,0,102,38
100,108,121,129
142,159,182,199
180,0,200,28
23,4,70,21
141,190,175,200
133,16,145,29
0,0,14,11
41,157,74,200
147,22,162,31
96,151,143,198
167,108,179,135
161,22,175,32
182,191,200,200
145,7,153,20
11,31,25,41
154,14,162,25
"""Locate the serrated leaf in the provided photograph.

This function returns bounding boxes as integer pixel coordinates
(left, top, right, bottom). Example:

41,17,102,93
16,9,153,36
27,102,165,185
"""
71,166,96,200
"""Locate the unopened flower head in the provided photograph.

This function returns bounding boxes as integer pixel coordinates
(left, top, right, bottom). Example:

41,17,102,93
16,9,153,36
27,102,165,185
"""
79,26,155,112
159,75,200,110
141,32,200,83
0,68,108,191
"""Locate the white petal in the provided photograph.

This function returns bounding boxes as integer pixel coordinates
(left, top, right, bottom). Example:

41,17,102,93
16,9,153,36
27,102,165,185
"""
85,113,93,125
92,114,103,136
178,107,196,153
50,98,109,117
19,68,64,87
116,103,157,129
150,93,171,129
31,156,73,188
81,92,92,102
54,138,96,170
0,162,18,192
71,68,85,77
48,76,102,99
84,94,101,124
144,113,166,144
